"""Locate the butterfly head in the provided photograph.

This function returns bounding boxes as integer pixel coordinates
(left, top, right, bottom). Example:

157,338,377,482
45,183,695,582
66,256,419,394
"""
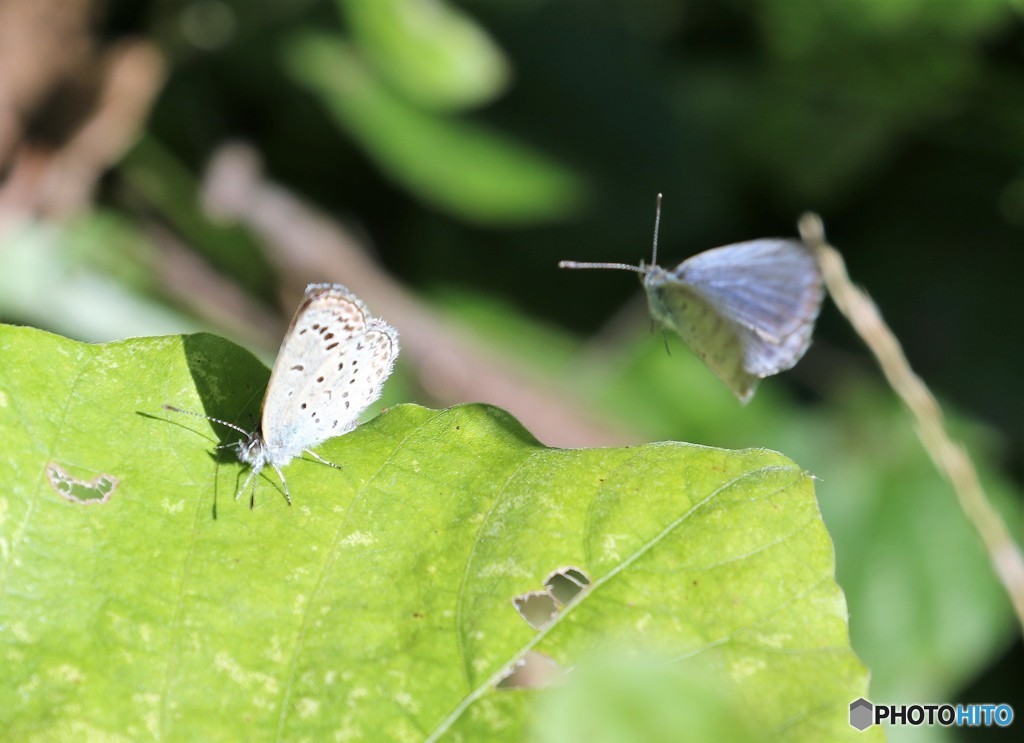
235,430,268,471
638,260,670,286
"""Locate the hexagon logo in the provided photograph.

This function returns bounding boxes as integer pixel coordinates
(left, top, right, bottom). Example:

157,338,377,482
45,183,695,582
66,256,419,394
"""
849,698,874,731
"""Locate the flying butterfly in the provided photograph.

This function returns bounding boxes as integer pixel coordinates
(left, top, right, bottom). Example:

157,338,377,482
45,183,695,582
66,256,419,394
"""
560,195,823,402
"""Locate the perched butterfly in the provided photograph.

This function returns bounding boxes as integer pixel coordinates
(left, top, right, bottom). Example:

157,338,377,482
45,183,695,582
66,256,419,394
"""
560,195,823,402
166,283,399,507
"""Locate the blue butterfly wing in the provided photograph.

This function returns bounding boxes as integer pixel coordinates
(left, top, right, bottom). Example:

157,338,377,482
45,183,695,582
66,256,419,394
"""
645,239,823,401
675,239,823,343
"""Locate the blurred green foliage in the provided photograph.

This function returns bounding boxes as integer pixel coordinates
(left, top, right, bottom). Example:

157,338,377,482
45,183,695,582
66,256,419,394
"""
339,0,510,110
284,32,585,223
439,288,1020,722
3,0,1024,739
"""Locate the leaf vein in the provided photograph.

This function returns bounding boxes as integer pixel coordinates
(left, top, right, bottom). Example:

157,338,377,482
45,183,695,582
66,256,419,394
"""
273,408,448,742
425,462,803,741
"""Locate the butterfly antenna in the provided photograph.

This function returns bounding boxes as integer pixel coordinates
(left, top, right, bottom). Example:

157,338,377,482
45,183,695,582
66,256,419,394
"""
557,193,664,273
305,449,343,471
163,404,251,437
558,260,646,272
651,192,663,268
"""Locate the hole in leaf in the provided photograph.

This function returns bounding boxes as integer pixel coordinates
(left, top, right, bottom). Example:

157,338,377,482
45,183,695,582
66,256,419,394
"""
512,566,591,630
544,566,591,605
495,651,566,690
45,462,118,505
512,591,559,631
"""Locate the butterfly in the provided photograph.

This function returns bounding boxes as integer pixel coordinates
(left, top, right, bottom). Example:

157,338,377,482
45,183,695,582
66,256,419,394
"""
166,283,399,506
561,195,823,402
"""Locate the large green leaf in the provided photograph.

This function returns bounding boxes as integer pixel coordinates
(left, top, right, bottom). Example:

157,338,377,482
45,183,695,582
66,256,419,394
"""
0,325,875,740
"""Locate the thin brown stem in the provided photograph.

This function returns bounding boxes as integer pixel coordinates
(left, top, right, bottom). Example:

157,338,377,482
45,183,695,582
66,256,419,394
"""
799,212,1024,633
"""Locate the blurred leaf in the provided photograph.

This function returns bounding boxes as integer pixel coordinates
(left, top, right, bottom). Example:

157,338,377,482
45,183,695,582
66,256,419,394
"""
339,0,510,111
438,291,1021,712
0,217,203,341
283,33,585,225
757,0,1008,45
119,136,278,300
687,0,1011,206
586,336,1021,704
806,383,1019,702
429,287,581,372
1,325,871,739
534,654,758,743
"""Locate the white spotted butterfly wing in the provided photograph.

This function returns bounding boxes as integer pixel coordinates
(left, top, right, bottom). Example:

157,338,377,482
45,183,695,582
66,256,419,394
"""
259,282,399,467
164,282,399,507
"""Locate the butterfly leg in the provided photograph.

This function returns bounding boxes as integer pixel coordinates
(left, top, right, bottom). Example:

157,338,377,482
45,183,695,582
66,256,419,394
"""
304,449,343,471
235,466,259,505
270,462,292,506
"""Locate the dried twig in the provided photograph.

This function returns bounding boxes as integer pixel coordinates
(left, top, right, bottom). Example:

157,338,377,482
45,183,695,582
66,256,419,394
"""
0,0,165,231
799,212,1024,633
36,41,165,219
0,0,98,164
147,222,286,353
